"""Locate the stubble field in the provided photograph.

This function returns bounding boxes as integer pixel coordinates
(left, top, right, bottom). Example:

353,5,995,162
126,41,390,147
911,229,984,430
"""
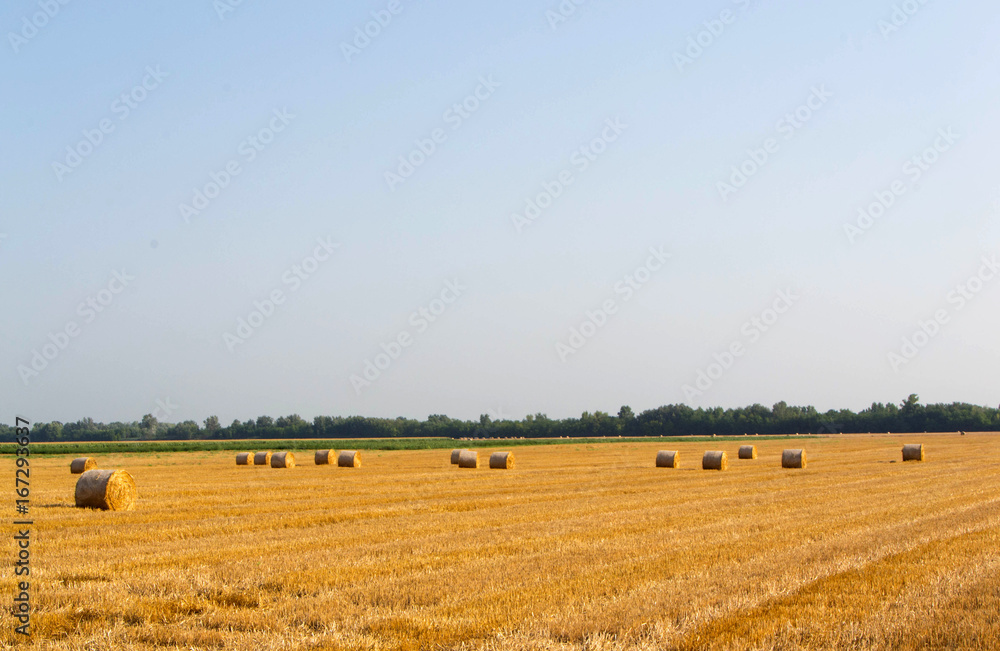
3,433,999,650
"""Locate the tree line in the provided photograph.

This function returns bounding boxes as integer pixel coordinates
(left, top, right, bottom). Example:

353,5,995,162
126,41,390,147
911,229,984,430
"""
5,395,998,443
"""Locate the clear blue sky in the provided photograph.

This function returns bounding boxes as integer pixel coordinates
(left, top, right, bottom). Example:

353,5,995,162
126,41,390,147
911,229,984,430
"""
2,0,999,424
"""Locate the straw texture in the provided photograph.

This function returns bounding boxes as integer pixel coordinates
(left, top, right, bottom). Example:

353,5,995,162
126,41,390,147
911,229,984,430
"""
655,451,679,468
74,469,137,511
702,451,727,470
489,452,515,469
338,450,361,467
782,449,807,469
70,457,97,474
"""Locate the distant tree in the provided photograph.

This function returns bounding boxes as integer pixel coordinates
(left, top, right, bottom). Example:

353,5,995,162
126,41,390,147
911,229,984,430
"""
204,415,221,436
141,414,158,438
169,420,200,440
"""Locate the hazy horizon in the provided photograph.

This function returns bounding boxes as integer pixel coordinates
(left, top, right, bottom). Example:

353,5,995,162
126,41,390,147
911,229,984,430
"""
3,1,999,425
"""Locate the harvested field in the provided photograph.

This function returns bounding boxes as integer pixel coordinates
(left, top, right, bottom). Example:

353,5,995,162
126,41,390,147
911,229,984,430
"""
3,433,999,650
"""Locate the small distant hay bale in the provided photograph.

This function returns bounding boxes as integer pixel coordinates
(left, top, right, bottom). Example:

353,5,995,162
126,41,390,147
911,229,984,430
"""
655,451,679,468
782,449,807,469
902,444,924,462
253,451,272,466
338,450,361,468
489,452,515,469
960,431,966,436
235,453,252,465
70,457,97,474
458,450,479,468
75,469,136,511
315,450,334,465
738,445,757,460
450,449,466,465
702,451,727,470
271,451,295,468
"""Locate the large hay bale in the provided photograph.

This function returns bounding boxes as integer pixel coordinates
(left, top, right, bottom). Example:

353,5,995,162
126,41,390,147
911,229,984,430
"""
450,449,466,465
271,451,295,468
458,450,479,468
902,444,924,462
253,451,272,466
235,453,252,465
782,449,807,469
315,450,334,465
738,445,757,460
489,451,515,469
655,451,679,468
70,457,97,474
702,451,727,470
75,469,136,511
338,450,361,468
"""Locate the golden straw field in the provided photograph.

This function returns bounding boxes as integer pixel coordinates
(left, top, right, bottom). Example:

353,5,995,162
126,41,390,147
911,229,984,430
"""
4,433,1000,650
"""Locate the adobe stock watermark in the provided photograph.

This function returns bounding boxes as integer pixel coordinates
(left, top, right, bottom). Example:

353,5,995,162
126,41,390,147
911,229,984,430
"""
878,0,932,40
214,0,247,20
384,76,500,192
180,107,295,223
681,288,799,400
843,127,959,244
545,0,590,30
510,116,627,233
341,0,411,63
51,66,169,182
7,0,72,54
17,270,136,386
717,85,833,202
223,237,339,352
150,397,179,421
887,253,998,372
556,246,670,361
673,0,758,73
349,279,466,395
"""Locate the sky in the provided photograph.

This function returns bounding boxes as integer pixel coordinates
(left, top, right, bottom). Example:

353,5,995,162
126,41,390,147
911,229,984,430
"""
2,0,999,425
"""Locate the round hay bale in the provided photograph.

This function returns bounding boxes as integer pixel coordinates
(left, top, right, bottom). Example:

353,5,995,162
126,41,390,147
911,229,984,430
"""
655,451,679,468
902,444,924,462
271,451,295,468
782,449,807,469
315,450,334,465
75,469,136,511
489,451,515,469
235,452,252,465
253,451,272,466
458,450,479,468
70,457,97,474
450,449,466,465
702,451,727,471
338,450,361,468
738,445,757,460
